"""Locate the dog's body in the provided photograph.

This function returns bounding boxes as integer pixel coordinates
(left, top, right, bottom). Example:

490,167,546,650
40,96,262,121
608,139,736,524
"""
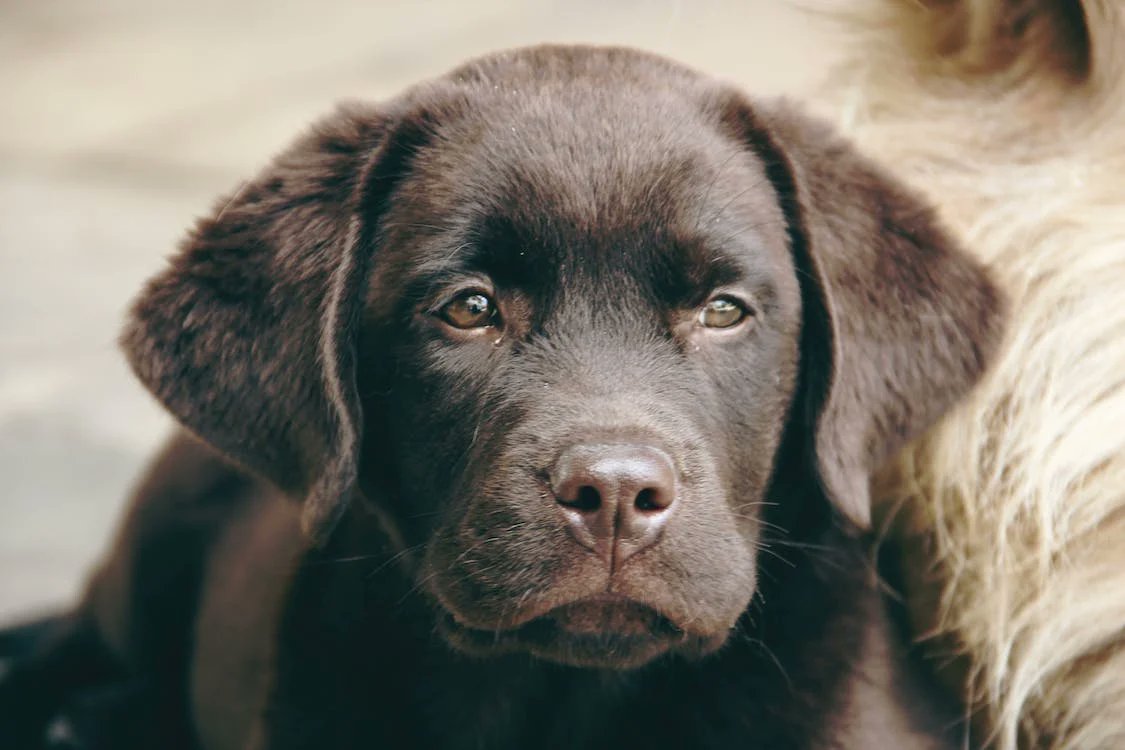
0,45,1003,749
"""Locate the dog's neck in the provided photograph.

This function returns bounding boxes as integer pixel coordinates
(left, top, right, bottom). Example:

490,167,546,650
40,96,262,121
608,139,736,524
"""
261,500,962,750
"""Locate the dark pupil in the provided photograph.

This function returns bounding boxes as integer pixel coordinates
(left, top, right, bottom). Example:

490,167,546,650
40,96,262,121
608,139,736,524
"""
464,294,490,316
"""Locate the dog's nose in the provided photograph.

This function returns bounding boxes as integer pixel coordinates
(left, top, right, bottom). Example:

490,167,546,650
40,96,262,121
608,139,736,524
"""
551,443,678,569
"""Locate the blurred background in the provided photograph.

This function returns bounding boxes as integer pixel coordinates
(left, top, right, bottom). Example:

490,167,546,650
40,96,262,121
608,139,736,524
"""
0,0,845,621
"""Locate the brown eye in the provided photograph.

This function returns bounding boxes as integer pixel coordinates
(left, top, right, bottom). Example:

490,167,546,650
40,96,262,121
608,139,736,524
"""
698,297,749,329
440,292,497,329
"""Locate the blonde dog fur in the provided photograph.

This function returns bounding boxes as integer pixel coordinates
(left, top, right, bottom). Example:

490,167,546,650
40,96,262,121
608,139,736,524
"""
814,1,1125,748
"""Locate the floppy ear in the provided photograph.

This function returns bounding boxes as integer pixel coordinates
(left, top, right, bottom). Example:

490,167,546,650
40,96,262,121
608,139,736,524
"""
721,97,1006,529
121,102,428,543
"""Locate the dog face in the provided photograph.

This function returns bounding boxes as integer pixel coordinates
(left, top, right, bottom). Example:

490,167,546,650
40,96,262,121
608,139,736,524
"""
121,46,1004,669
361,88,803,666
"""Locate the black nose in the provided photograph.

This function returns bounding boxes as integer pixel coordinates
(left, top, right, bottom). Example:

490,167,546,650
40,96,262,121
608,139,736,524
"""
550,443,678,570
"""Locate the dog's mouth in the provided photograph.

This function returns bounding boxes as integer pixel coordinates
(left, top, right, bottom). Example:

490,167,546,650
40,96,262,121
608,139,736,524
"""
438,594,721,669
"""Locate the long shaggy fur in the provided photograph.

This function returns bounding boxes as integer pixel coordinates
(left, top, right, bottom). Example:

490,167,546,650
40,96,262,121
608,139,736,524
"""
813,1,1125,748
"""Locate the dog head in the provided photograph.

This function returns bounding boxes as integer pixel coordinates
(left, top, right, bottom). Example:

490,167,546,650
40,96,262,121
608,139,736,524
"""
122,46,1004,669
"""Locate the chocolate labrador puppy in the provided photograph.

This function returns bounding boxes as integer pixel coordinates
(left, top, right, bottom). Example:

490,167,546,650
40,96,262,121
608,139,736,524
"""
0,45,1004,749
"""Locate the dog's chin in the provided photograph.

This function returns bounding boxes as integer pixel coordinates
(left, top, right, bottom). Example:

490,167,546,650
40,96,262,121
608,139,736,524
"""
438,596,726,670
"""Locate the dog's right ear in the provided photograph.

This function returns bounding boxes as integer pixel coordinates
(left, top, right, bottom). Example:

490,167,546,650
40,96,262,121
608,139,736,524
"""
121,102,431,544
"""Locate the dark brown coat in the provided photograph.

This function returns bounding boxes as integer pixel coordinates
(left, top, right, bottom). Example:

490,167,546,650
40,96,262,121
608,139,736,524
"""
0,45,1004,750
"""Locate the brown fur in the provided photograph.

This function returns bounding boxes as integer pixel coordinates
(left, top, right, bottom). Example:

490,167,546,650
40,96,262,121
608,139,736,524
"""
0,45,1004,749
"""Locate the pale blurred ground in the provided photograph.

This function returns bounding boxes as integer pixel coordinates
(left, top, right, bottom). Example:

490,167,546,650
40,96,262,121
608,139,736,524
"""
0,0,845,621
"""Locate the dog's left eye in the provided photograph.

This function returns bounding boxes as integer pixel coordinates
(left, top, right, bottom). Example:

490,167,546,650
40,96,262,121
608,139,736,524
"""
440,292,498,329
698,297,750,329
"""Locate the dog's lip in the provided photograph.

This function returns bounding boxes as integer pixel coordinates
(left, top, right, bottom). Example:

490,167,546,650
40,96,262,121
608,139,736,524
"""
436,593,731,668
442,592,685,639
547,595,685,638
571,592,635,605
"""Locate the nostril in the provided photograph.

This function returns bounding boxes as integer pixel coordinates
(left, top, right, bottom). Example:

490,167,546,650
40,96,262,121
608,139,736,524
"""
634,488,665,513
563,485,602,512
576,485,602,511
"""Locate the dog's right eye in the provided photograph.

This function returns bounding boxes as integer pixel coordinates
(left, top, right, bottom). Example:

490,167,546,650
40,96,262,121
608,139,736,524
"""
440,292,498,329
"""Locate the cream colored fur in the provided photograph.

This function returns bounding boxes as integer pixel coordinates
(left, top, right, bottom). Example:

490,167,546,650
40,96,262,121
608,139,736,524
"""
809,1,1125,748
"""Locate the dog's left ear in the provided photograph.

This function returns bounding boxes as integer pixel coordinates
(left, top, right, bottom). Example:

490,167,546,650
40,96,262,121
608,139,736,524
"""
121,102,431,544
719,97,1006,529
